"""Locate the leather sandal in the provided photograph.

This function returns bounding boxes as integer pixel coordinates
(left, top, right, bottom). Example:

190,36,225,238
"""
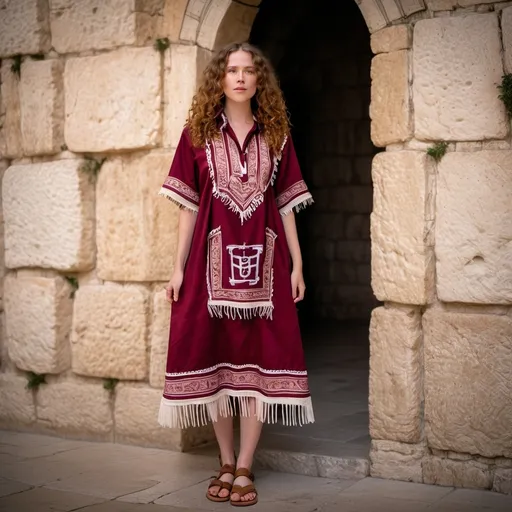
206,455,236,503
230,468,258,507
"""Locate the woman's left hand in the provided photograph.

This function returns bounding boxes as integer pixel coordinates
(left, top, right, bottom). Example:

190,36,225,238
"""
291,269,306,303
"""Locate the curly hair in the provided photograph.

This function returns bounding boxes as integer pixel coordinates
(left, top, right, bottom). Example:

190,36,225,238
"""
186,42,290,153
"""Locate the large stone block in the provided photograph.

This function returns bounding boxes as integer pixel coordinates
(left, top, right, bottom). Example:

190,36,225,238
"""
413,14,508,141
0,0,51,58
370,440,426,483
369,307,422,443
2,160,95,271
502,7,512,74
149,290,170,389
19,59,64,156
423,456,493,490
163,0,188,42
370,25,411,54
4,275,73,374
370,50,412,147
164,45,211,148
71,285,149,380
96,152,178,281
211,1,258,51
50,0,164,53
436,151,512,304
424,311,512,458
371,151,435,304
37,379,113,438
115,384,214,450
0,161,8,307
64,47,161,152
0,374,36,428
0,60,23,159
493,469,512,495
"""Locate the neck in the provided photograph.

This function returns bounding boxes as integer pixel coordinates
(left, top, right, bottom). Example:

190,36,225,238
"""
223,99,253,125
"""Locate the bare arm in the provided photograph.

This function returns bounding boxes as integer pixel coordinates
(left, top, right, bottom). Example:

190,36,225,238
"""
282,212,306,302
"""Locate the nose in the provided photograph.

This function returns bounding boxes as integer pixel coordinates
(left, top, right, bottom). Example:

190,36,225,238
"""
237,70,244,82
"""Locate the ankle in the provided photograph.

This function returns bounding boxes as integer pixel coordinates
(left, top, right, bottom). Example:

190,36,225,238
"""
236,459,253,471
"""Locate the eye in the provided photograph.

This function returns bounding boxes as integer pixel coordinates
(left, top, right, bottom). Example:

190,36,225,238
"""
246,69,255,75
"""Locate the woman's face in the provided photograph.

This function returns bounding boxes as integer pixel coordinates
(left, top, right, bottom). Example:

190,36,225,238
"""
222,50,257,104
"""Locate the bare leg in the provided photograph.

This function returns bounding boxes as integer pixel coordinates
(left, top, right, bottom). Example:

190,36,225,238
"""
208,414,236,499
231,398,262,503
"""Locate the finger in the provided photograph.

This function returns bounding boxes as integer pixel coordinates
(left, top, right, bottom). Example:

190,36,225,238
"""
173,285,179,302
298,284,305,302
165,288,172,303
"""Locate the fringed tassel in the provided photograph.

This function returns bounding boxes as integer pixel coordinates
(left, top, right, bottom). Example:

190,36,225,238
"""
207,303,274,320
158,189,199,214
158,395,315,429
280,195,314,217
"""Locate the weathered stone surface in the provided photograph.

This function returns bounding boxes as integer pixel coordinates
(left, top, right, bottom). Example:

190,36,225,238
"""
370,440,427,483
493,468,512,495
0,374,36,427
436,151,512,304
164,45,211,148
425,0,456,10
369,307,422,443
149,290,170,389
71,285,149,380
0,60,23,159
370,51,411,147
370,25,411,54
64,48,161,152
96,152,178,281
37,380,113,437
0,0,51,58
115,384,214,450
163,0,188,41
503,7,512,74
3,160,95,271
371,151,435,304
212,1,258,51
413,14,508,141
356,0,387,32
19,59,64,156
423,456,493,490
0,161,8,308
424,311,512,458
4,275,73,374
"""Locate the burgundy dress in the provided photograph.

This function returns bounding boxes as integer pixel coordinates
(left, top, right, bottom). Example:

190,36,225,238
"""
158,113,315,429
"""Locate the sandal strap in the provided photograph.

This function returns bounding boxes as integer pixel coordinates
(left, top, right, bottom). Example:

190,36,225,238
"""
231,484,256,497
234,468,254,481
209,478,232,491
218,463,235,476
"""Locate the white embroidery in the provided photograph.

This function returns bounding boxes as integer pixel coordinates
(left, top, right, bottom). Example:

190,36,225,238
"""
227,243,263,286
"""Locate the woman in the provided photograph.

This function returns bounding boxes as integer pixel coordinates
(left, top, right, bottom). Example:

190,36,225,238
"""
158,42,314,507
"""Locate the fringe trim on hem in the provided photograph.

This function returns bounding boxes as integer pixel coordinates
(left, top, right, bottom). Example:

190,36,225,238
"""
158,393,315,429
207,303,273,320
159,188,199,213
280,194,314,216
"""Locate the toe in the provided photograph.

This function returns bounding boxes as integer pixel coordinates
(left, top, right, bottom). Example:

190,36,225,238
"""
231,492,240,502
208,486,219,497
218,488,229,498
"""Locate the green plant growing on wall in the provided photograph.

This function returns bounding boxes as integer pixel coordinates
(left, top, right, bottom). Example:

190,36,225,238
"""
80,156,106,177
10,55,22,78
427,141,448,162
26,372,46,390
103,378,119,392
65,276,79,298
30,54,45,61
498,73,512,119
60,143,68,152
154,38,170,53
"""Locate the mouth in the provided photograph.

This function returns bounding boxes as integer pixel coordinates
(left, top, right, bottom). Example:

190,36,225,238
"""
234,88,247,91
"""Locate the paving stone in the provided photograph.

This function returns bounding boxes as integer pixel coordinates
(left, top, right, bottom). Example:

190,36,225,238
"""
0,477,31,498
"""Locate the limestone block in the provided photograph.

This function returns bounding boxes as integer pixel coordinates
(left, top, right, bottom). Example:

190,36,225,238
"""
423,457,493,490
4,274,72,374
436,151,512,304
413,14,507,141
371,25,412,54
149,290,170,389
493,469,512,495
3,160,95,271
164,45,211,148
424,311,512,458
71,285,149,380
356,0,387,32
37,380,113,438
19,59,64,156
425,0,456,10
0,60,23,159
96,152,179,281
369,307,422,443
212,1,258,51
163,0,188,41
64,47,161,152
0,0,51,58
503,7,512,73
0,374,36,427
0,161,8,305
115,384,215,450
371,151,435,304
370,51,412,147
50,0,165,53
370,440,426,483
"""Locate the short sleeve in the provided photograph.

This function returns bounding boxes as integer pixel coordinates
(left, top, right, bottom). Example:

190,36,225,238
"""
159,129,200,212
274,136,313,216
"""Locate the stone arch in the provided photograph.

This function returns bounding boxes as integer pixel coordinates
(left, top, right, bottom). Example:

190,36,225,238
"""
179,0,427,50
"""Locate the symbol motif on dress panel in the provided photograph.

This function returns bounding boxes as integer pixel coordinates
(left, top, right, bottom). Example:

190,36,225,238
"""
226,243,263,286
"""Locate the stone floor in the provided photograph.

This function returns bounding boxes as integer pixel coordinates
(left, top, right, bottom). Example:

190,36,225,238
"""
2,431,512,512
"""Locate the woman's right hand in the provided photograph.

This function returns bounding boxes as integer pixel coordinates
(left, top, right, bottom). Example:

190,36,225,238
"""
165,269,184,303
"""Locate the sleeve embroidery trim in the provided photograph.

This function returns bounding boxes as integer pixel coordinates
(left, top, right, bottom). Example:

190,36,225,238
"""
276,180,309,209
163,176,199,205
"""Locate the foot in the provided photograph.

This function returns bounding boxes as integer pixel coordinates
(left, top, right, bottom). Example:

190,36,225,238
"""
208,466,235,499
230,473,256,503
